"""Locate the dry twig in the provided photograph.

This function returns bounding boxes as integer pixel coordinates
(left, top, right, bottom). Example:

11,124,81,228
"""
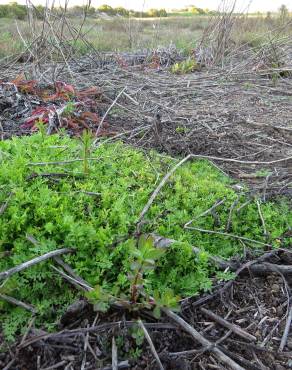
162,308,245,370
0,248,74,281
138,319,164,370
200,307,256,342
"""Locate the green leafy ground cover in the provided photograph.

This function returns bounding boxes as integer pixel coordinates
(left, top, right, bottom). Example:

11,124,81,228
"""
0,133,291,341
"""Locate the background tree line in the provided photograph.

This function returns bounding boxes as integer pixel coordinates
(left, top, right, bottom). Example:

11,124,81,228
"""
0,2,213,20
0,2,289,20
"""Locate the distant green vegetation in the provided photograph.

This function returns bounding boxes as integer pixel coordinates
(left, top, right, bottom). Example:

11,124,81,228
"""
0,2,217,20
0,133,290,341
0,2,28,20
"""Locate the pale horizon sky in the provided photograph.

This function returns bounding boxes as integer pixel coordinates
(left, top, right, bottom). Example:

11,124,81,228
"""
0,0,290,12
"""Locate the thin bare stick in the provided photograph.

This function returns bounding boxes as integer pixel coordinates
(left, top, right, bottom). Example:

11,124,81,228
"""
137,154,192,225
112,337,118,370
28,157,102,166
162,308,244,370
53,256,91,288
3,359,16,370
50,265,92,292
94,87,127,139
150,233,292,276
189,153,292,165
0,248,74,281
0,193,13,216
256,200,267,237
150,233,231,270
200,307,256,342
184,226,271,247
0,293,37,313
226,198,239,232
279,304,292,351
138,319,164,370
184,198,226,228
41,361,68,370
100,361,129,370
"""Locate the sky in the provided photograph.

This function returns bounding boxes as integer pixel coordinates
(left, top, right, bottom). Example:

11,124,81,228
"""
0,0,290,13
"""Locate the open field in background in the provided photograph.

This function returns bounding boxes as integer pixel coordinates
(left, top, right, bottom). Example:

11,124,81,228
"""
1,14,292,59
0,16,206,58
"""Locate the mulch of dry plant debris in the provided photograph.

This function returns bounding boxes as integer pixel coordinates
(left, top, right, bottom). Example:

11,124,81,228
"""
2,249,292,370
0,53,291,370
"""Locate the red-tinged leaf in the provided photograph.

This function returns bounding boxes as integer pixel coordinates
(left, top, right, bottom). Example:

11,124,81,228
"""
148,54,160,70
77,86,102,99
43,93,59,102
21,106,55,128
65,118,79,129
80,111,100,123
75,119,90,130
44,81,76,101
116,56,128,68
11,74,25,85
96,129,117,137
12,75,38,94
55,81,75,95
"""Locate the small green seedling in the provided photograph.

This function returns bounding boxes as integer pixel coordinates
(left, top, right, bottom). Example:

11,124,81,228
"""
152,288,180,319
171,57,199,74
36,120,46,141
128,235,165,304
63,101,75,116
79,129,93,175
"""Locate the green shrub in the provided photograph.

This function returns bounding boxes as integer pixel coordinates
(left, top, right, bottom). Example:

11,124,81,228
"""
171,57,199,74
0,133,290,339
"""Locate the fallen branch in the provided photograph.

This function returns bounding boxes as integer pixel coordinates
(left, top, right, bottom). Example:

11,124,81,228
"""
138,319,164,370
279,303,292,351
40,360,68,370
150,233,231,270
50,265,93,292
137,154,192,225
136,150,291,228
0,293,37,313
112,337,118,370
151,233,292,276
101,361,129,370
53,256,92,288
26,172,84,181
27,157,102,166
162,308,245,370
0,248,74,281
184,198,226,228
18,322,177,349
94,87,127,139
184,226,272,247
256,200,267,237
189,153,292,165
200,307,256,342
0,193,13,216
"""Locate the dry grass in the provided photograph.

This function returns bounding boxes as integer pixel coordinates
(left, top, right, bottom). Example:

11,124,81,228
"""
0,13,292,62
0,16,206,58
